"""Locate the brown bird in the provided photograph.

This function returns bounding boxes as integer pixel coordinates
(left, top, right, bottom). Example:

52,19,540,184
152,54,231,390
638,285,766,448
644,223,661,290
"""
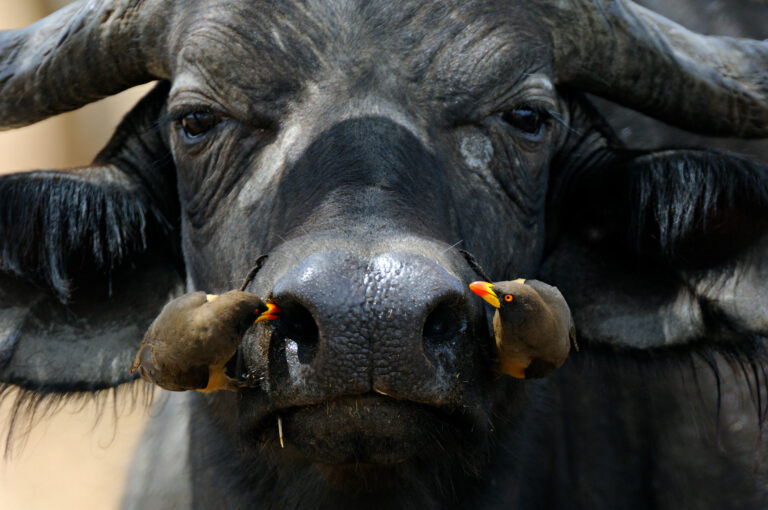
469,279,577,379
130,290,279,392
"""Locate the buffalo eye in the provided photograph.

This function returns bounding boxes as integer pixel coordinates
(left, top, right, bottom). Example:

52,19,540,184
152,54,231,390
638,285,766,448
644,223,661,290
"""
501,107,547,137
179,112,220,139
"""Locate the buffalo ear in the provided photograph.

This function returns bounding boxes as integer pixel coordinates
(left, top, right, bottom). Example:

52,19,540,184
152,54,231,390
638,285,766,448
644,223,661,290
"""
0,82,184,396
0,255,183,392
543,150,768,348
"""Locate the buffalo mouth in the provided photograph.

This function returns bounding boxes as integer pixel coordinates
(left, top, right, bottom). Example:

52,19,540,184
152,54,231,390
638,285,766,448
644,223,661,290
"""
242,394,483,467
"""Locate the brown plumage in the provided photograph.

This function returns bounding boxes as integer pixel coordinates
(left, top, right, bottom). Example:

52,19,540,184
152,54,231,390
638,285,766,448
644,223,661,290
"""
130,290,278,392
470,279,577,379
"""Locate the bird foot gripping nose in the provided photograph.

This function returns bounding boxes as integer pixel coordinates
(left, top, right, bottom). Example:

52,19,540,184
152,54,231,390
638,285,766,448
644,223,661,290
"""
197,362,241,393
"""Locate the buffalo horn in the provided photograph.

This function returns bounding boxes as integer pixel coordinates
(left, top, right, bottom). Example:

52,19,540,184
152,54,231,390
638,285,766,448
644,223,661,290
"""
0,0,171,130
547,0,768,138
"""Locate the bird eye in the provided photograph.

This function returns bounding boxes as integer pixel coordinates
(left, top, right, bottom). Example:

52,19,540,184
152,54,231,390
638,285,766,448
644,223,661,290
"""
504,294,514,302
501,107,547,137
179,111,220,139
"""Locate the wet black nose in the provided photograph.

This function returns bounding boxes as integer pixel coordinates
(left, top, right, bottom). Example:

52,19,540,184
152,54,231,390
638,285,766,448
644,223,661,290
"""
267,250,473,406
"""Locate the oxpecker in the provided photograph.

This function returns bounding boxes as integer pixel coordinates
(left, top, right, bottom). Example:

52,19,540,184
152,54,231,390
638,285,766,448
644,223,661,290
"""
131,290,279,392
470,279,577,379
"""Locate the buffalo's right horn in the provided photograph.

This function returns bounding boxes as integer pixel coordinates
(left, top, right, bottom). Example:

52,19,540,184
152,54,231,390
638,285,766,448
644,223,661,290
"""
546,0,768,138
0,0,173,130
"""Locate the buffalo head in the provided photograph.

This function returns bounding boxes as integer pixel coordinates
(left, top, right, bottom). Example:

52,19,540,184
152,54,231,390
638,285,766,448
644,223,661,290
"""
1,1,768,508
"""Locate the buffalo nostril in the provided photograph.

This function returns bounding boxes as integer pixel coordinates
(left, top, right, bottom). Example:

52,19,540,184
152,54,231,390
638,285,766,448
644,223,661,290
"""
422,300,466,347
274,302,319,364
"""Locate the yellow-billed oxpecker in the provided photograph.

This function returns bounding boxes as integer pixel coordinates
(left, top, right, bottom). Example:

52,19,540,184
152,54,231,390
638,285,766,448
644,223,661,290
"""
470,279,577,379
130,290,279,392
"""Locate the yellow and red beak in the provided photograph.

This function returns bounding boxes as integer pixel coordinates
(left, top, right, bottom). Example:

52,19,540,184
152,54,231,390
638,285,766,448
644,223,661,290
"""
255,302,280,323
469,281,500,308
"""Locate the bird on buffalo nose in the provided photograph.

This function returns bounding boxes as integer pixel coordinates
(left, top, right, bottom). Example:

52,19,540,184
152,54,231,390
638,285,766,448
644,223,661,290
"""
470,279,577,379
130,290,279,392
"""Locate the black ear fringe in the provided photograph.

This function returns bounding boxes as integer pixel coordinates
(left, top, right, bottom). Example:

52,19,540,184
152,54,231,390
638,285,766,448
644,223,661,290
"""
695,334,768,429
0,170,170,302
567,149,768,268
624,150,768,266
0,380,156,458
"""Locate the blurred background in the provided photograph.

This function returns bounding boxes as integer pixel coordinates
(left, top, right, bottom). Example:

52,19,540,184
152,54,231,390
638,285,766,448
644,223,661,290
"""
0,1,154,508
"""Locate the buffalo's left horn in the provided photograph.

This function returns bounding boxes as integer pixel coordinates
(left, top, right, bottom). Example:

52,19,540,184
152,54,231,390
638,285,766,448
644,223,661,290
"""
546,0,768,138
0,0,173,130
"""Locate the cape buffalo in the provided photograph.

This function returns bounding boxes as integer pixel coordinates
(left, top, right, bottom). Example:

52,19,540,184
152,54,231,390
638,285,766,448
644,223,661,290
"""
1,0,767,508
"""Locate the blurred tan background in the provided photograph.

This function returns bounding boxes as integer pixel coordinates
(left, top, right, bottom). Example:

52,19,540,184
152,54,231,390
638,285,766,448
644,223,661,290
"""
0,1,154,508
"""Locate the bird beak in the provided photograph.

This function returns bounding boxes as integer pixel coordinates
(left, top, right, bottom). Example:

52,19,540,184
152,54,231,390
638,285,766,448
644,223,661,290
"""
255,302,280,323
469,281,500,308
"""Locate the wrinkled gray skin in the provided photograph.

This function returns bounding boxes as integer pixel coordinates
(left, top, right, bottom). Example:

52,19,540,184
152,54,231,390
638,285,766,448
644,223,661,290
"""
0,1,767,509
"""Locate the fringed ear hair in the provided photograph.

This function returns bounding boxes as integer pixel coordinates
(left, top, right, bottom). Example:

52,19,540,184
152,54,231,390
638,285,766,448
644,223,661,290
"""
565,149,768,269
624,150,768,267
0,171,170,302
0,81,177,303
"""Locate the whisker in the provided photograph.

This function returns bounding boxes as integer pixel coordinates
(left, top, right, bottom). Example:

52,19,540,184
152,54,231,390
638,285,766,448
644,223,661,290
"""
441,239,463,255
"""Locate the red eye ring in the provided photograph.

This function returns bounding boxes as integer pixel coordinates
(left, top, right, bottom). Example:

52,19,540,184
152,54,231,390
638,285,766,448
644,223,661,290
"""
504,295,513,302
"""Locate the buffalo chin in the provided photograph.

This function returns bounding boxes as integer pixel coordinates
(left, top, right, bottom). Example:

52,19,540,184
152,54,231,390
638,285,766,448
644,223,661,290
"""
316,463,408,493
283,396,432,465
245,395,478,474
